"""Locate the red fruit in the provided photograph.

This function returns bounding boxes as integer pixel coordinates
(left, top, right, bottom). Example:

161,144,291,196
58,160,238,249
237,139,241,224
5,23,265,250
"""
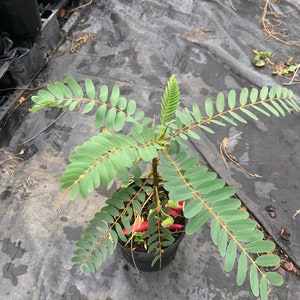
132,221,148,232
167,224,183,230
122,221,149,234
168,209,182,217
122,219,184,235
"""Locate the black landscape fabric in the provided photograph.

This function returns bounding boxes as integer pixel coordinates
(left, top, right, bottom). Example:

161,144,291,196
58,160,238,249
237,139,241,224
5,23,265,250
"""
0,1,299,299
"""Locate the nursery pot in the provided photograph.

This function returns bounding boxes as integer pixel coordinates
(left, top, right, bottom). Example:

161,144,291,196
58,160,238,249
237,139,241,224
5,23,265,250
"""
116,180,186,271
118,223,186,272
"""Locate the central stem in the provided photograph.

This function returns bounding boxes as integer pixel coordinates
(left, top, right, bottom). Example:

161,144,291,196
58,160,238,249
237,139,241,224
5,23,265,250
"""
152,157,161,212
152,157,163,267
152,157,159,191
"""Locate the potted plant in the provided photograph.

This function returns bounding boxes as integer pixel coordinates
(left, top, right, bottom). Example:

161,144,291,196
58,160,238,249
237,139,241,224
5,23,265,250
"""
30,75,299,299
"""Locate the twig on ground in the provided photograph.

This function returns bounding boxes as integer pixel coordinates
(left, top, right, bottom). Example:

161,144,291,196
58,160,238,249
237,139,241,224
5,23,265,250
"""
21,109,67,144
0,148,23,165
0,85,47,93
67,0,93,16
68,33,97,54
292,210,300,220
229,0,237,11
261,0,300,45
283,64,300,86
220,132,262,178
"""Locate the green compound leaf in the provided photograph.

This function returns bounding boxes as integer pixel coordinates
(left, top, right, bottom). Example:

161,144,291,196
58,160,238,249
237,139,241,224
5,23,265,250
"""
217,228,228,257
114,111,126,132
105,107,117,131
179,108,192,126
38,89,55,101
69,184,79,200
134,110,144,121
216,92,225,113
83,227,102,238
167,185,193,201
252,105,270,117
236,251,248,286
269,87,276,98
240,108,258,120
262,102,280,117
85,78,96,99
226,219,257,231
69,100,78,111
275,86,282,98
210,218,221,246
186,130,201,140
265,272,284,287
192,103,202,122
81,101,95,114
160,74,180,125
229,111,247,123
255,254,280,267
235,229,263,242
115,222,127,242
75,240,92,251
151,254,161,268
118,96,127,110
91,248,103,269
210,119,226,126
205,187,236,203
184,200,203,218
67,77,83,98
186,209,210,235
219,209,249,223
211,198,241,213
99,85,108,102
82,265,90,276
220,115,238,126
245,240,275,253
205,97,214,117
260,277,268,300
239,87,249,105
271,100,285,116
47,83,64,99
250,264,259,297
127,100,137,115
228,89,236,109
71,255,84,264
260,86,268,100
79,177,88,198
224,239,237,272
199,125,215,134
250,88,258,103
110,85,120,106
55,81,72,98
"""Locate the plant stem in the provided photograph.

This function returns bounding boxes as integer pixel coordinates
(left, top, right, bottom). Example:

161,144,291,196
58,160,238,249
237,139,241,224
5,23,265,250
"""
152,157,163,267
152,157,160,192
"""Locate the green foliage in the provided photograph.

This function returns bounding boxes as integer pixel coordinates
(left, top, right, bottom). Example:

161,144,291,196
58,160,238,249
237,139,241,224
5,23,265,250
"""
31,75,300,299
30,77,143,132
160,74,180,131
252,49,273,67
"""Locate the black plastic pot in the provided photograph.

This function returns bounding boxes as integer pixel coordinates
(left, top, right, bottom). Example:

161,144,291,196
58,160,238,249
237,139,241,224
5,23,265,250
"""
116,180,186,271
0,0,42,39
118,225,186,272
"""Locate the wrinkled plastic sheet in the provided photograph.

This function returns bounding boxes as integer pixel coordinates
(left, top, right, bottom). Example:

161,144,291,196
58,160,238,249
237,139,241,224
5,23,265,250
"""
0,1,300,299
0,36,31,87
